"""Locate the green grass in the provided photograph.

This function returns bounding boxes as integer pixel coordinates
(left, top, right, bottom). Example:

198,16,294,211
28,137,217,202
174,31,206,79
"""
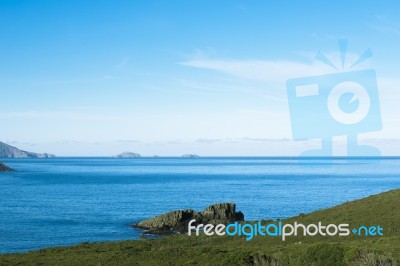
1,189,399,265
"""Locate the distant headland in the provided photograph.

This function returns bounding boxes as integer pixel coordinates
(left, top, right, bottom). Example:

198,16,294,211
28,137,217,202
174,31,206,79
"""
0,141,55,158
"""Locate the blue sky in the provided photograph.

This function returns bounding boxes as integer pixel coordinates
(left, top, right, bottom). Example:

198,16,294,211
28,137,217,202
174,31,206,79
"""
1,0,400,156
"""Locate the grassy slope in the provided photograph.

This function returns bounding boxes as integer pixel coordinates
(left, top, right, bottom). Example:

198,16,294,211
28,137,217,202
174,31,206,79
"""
1,189,399,266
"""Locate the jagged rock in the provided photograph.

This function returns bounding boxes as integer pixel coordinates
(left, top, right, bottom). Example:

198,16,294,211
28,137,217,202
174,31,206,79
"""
134,203,244,234
0,162,14,172
113,152,141,158
0,141,55,158
136,209,195,233
202,203,244,223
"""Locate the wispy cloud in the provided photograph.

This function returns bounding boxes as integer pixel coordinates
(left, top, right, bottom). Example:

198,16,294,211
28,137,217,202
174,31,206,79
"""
180,55,373,85
0,111,126,121
56,140,84,144
241,137,291,142
195,138,222,144
181,47,374,85
114,57,130,69
181,59,328,83
369,15,400,35
115,139,139,144
179,79,288,102
4,140,37,147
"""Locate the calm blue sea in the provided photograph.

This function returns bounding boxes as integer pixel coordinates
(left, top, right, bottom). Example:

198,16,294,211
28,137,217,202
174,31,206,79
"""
0,157,399,253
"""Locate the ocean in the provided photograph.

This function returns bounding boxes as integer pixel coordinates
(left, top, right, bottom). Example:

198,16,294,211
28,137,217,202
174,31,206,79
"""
0,157,399,253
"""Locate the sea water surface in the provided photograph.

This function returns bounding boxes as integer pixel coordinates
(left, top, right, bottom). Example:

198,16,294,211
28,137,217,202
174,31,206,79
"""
0,157,400,253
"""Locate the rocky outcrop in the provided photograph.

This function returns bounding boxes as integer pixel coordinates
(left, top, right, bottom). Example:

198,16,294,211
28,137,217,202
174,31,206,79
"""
0,162,14,172
0,142,55,158
202,203,242,222
113,152,141,158
135,203,244,234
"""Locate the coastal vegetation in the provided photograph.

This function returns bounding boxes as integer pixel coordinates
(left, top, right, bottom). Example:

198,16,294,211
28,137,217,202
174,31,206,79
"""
0,189,399,265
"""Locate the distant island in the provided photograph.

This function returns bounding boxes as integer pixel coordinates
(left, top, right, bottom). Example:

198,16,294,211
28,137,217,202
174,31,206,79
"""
0,141,55,158
181,154,200,158
113,152,141,158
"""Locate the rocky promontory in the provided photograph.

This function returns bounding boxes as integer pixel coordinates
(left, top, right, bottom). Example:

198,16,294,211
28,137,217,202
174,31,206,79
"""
113,152,141,158
0,162,14,172
0,141,55,158
135,203,244,234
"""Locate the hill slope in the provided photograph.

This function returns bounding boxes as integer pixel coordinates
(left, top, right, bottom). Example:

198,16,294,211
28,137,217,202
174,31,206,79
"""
0,189,399,265
0,142,55,158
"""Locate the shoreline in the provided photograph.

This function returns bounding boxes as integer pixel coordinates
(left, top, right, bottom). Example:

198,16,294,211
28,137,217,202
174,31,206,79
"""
1,188,399,265
1,188,399,256
3,156,400,159
1,157,399,255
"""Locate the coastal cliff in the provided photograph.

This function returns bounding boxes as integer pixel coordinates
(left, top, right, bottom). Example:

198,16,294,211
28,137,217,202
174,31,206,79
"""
0,142,55,158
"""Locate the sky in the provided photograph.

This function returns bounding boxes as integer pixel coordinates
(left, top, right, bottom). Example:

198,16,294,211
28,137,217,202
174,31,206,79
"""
1,0,400,156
